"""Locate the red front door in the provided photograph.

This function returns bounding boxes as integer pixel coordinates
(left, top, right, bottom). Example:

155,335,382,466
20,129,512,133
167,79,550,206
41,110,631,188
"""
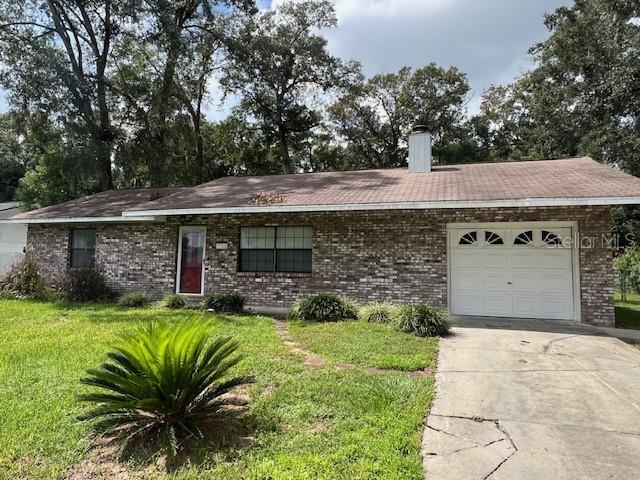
179,229,205,294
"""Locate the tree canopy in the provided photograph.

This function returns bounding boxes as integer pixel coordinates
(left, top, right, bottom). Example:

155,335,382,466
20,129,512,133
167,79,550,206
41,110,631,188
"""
0,0,638,215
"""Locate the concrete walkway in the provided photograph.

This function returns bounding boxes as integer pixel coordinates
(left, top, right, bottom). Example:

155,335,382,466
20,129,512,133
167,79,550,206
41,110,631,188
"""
422,317,640,479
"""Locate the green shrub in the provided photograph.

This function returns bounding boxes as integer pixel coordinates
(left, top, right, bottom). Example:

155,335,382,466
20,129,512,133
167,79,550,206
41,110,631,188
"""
202,292,246,313
394,304,449,337
359,301,398,323
0,255,52,300
118,292,151,308
613,248,640,301
0,289,16,300
163,293,187,309
289,293,359,322
58,266,115,302
78,320,250,454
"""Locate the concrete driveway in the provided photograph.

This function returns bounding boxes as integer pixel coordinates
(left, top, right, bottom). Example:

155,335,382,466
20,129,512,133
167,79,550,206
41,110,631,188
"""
422,317,640,480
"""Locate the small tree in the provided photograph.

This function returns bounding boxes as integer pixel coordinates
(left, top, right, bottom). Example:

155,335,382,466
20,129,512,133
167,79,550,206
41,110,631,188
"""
613,249,640,302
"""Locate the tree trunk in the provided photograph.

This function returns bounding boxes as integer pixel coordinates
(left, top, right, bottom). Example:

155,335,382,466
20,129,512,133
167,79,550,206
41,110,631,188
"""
96,137,114,191
150,40,181,187
279,125,293,173
195,118,204,183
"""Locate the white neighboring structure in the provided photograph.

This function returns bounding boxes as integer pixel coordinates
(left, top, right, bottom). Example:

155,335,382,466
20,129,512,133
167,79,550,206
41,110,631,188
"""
0,202,27,274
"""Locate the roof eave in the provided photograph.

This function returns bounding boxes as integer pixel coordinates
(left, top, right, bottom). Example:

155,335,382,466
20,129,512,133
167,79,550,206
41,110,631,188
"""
121,196,640,217
0,215,162,224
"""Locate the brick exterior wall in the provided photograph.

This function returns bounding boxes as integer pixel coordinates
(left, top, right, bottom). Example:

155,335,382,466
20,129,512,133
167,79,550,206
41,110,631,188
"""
26,206,615,326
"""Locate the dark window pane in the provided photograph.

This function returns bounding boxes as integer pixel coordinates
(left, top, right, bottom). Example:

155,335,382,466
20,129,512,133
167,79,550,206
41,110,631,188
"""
485,231,504,245
70,229,96,268
514,230,533,245
276,249,312,273
459,231,477,245
542,230,562,245
239,249,274,272
70,248,95,268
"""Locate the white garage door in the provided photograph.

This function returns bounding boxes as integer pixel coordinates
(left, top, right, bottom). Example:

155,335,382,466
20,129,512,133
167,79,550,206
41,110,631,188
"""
449,224,576,320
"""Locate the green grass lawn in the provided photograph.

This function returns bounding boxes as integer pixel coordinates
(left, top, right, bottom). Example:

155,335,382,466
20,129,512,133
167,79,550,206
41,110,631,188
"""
615,291,640,330
288,320,438,371
0,300,436,479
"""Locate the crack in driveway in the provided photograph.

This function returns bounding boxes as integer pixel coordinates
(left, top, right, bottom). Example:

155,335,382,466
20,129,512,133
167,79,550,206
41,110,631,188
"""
542,334,582,354
423,414,518,479
422,324,640,479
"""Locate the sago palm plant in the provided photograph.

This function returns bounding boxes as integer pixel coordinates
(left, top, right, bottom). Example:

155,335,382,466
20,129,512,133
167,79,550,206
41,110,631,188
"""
78,320,250,453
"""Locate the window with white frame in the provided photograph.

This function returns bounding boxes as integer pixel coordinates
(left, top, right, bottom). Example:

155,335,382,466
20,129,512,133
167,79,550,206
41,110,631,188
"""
70,228,96,268
239,226,312,273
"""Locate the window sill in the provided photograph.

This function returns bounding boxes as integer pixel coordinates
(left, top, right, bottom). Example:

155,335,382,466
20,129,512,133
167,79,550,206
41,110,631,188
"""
237,272,312,278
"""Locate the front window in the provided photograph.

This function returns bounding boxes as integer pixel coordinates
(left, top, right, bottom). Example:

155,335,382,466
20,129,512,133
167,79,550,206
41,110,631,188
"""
240,226,312,273
70,229,96,268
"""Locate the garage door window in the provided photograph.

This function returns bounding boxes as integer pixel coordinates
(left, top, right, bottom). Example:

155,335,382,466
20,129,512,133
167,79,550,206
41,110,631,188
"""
542,230,562,246
513,230,533,245
458,231,478,245
484,231,504,245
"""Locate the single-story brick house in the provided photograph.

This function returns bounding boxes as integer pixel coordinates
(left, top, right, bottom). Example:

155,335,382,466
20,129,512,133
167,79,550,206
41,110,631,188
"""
5,130,640,326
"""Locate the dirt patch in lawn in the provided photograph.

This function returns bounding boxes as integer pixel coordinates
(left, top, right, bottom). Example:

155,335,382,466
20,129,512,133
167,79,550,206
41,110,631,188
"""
66,392,254,479
65,439,161,480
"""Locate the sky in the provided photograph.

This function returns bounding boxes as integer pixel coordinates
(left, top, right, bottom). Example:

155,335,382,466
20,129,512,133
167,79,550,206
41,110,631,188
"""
0,0,572,118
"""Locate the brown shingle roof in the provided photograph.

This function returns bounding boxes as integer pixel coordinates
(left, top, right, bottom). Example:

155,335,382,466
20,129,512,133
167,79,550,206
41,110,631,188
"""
10,157,640,221
12,188,186,220
128,157,640,213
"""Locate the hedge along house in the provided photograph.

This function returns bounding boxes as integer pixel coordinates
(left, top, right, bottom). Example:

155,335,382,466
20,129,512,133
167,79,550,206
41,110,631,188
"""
6,129,640,326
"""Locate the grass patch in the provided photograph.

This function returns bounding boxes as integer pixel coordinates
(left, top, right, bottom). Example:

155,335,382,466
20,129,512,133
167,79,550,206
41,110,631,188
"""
615,291,640,330
288,320,438,371
0,299,434,479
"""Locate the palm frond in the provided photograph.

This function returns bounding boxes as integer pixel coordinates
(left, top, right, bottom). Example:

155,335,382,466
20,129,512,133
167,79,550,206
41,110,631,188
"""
78,319,249,454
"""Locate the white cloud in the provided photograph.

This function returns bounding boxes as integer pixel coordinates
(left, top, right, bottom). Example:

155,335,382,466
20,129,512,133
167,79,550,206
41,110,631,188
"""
332,0,454,19
266,0,572,115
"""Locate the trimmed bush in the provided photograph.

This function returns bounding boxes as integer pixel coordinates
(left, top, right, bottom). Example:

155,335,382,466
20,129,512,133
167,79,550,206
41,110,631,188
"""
118,292,151,308
359,301,397,323
58,266,115,302
0,255,51,299
163,293,187,309
79,320,250,454
289,293,359,322
202,292,246,313
394,304,449,337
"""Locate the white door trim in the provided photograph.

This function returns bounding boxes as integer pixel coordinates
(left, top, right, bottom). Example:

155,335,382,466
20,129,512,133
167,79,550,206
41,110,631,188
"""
446,221,581,321
176,225,207,296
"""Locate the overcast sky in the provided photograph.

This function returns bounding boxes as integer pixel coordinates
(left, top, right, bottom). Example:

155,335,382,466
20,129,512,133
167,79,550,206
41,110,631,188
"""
0,0,572,118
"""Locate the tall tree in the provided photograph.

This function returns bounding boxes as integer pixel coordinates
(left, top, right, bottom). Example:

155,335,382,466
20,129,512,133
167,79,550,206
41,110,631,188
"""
111,0,254,186
222,0,360,173
0,0,123,191
330,64,471,168
474,0,640,170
